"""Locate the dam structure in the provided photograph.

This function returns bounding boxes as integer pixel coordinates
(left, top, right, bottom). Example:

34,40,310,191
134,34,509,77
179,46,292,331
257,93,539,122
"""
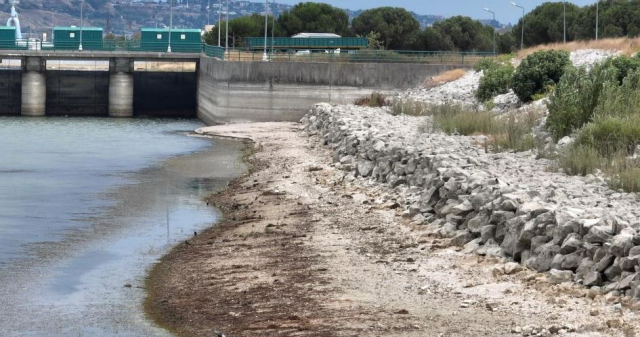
0,49,469,123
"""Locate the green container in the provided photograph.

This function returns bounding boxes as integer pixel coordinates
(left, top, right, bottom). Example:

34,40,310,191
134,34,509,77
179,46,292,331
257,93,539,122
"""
0,26,16,49
140,28,202,53
53,27,103,50
245,37,368,50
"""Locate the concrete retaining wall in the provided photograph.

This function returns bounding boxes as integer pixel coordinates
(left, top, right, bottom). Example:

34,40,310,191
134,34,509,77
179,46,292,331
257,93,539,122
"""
197,57,468,125
46,71,109,116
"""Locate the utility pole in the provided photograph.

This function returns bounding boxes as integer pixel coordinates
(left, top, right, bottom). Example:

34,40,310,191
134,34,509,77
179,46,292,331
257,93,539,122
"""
218,0,222,46
483,8,496,54
79,0,84,51
263,0,268,61
511,2,525,50
271,0,275,57
207,0,210,25
168,0,173,52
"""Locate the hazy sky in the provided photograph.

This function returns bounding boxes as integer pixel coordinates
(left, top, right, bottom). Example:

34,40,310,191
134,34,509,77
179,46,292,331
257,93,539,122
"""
274,0,598,24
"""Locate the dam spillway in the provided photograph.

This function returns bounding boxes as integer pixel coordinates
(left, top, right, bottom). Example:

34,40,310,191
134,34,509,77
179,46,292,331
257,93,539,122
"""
0,50,470,123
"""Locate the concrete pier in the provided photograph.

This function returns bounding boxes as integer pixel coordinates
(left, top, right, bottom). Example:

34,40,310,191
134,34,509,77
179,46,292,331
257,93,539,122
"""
108,58,134,117
21,57,46,117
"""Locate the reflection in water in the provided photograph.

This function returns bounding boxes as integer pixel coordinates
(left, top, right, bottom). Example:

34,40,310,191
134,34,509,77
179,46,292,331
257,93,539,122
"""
0,117,245,336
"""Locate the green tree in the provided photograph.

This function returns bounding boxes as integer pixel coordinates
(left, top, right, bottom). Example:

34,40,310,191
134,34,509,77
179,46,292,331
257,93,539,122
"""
413,27,454,51
431,16,493,52
277,2,349,37
351,7,420,50
204,14,279,46
511,2,580,47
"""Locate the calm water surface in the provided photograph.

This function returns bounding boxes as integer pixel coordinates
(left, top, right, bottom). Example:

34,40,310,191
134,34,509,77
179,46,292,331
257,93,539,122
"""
0,116,245,336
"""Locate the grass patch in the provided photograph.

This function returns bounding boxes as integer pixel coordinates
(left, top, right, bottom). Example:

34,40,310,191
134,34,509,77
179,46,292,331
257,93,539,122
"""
557,144,602,176
391,99,431,116
354,92,389,107
517,37,640,59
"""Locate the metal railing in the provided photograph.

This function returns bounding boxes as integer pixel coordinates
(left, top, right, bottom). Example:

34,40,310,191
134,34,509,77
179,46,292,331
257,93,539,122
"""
214,48,497,65
0,39,208,54
203,44,225,59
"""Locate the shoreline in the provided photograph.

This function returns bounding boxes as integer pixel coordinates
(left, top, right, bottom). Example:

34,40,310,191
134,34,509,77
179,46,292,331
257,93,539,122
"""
145,120,640,336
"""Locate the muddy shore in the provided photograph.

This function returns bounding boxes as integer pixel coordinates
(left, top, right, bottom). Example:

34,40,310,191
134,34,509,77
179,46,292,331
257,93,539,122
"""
145,122,640,337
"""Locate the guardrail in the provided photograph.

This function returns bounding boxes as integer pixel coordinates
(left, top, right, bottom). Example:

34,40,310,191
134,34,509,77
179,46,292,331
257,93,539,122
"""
203,44,225,60
215,48,497,65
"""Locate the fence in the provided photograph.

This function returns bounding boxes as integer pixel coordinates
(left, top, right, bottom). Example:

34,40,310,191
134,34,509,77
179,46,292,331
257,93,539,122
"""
217,48,496,65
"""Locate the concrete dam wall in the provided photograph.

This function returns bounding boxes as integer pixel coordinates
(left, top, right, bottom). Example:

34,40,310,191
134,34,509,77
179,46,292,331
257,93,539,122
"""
197,57,468,125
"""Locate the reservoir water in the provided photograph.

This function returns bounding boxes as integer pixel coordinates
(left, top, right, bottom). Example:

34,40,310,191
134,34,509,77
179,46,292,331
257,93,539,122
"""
0,116,245,336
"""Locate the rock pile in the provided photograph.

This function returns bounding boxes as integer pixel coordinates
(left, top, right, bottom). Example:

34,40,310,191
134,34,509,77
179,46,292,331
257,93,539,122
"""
302,103,640,300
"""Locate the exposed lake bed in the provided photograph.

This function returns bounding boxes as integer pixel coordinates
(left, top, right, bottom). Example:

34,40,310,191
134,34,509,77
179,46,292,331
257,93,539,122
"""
0,117,245,336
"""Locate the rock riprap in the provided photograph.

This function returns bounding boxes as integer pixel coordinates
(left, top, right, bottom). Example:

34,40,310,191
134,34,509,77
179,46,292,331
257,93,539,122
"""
302,103,640,300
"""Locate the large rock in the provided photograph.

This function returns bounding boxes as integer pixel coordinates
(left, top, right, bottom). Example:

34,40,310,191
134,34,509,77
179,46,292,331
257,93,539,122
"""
548,269,574,284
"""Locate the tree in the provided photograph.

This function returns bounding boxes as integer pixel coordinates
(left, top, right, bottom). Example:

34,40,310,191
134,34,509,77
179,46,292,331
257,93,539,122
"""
351,7,420,50
277,2,349,37
412,27,454,51
432,16,493,52
203,14,279,46
511,2,580,47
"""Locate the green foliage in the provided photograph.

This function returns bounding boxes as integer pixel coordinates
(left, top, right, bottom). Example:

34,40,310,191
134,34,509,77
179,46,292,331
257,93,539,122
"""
573,1,640,40
609,56,640,84
352,7,420,50
475,63,514,102
357,31,384,50
390,100,430,116
277,2,350,37
575,115,640,156
496,32,516,54
203,14,279,46
413,16,494,52
607,160,640,193
557,144,602,176
474,59,498,72
511,50,571,102
511,2,581,47
546,61,618,140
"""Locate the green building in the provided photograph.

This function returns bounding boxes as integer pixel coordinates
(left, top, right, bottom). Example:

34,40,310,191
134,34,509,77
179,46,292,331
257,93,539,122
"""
140,28,202,53
0,27,16,49
53,27,104,50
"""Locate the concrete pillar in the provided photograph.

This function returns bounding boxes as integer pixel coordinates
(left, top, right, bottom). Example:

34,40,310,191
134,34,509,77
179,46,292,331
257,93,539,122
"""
21,57,46,117
108,58,134,117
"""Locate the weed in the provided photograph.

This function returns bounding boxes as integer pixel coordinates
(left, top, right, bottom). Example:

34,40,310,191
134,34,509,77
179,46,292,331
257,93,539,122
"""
354,92,389,107
391,99,431,116
557,144,602,176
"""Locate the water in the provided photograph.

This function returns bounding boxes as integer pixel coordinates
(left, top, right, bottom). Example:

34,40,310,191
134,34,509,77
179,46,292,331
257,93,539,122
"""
0,116,245,336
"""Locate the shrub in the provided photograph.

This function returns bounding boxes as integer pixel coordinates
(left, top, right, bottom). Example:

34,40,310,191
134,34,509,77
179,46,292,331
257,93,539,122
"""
474,58,499,72
557,144,602,176
608,160,640,193
610,55,640,84
546,62,618,140
511,50,571,102
354,92,388,107
475,63,514,102
594,69,640,118
574,115,640,156
390,99,430,116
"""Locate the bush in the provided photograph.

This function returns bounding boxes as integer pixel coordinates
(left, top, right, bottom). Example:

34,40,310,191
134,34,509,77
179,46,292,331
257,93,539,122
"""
475,63,514,102
474,58,499,72
594,69,640,118
546,62,618,140
557,144,602,176
608,161,640,193
574,115,640,156
354,92,388,107
511,50,571,102
610,55,640,84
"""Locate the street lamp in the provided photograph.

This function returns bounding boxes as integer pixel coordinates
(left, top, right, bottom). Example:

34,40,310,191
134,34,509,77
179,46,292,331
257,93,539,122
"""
563,1,567,43
168,0,173,52
263,0,268,61
596,0,599,40
217,0,221,46
511,2,525,50
225,0,229,59
271,0,275,57
483,7,496,54
79,0,84,51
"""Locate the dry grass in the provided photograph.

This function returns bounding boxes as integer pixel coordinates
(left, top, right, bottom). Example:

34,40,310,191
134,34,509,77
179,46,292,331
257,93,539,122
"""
426,69,468,86
517,37,640,59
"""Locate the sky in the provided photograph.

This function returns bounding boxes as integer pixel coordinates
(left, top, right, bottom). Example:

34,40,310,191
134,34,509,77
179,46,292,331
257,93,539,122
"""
274,0,598,24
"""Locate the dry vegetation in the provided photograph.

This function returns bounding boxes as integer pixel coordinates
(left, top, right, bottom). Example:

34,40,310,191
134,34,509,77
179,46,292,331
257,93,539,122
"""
425,68,467,86
517,37,640,59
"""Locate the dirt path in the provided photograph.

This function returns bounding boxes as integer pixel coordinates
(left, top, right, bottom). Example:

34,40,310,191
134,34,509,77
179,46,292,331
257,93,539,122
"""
145,122,640,337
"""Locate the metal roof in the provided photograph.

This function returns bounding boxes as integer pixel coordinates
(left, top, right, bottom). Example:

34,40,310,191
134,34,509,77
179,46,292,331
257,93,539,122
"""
292,33,341,38
141,28,201,33
54,27,103,31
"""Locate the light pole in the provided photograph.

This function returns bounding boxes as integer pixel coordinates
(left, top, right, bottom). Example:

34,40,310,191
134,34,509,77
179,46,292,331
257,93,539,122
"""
263,0,268,61
207,0,210,25
483,8,496,54
79,0,84,51
596,0,599,40
217,0,221,46
225,0,229,58
511,2,524,50
563,1,568,43
271,0,275,57
168,0,173,53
